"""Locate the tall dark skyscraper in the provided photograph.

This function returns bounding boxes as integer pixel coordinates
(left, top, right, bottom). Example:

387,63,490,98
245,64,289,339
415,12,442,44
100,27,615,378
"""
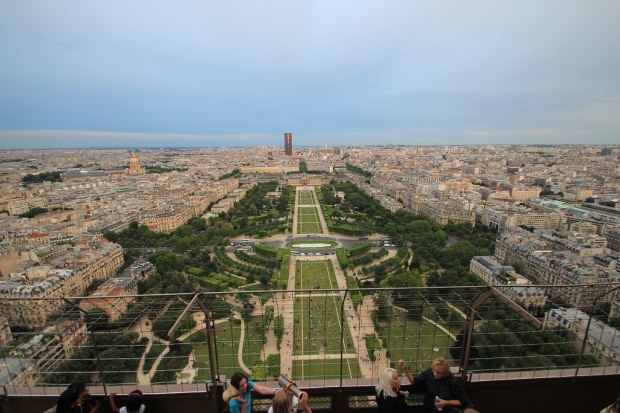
284,132,293,156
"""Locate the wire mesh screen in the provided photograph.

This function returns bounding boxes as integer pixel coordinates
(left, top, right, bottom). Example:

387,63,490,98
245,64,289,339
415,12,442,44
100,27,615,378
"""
0,284,619,395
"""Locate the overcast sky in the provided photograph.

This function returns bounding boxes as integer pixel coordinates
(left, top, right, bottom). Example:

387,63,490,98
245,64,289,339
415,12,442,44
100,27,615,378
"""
1,1,619,149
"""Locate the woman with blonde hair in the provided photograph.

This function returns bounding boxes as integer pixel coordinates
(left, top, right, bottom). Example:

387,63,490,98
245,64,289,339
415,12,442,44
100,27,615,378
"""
412,357,474,412
375,360,414,413
268,389,311,413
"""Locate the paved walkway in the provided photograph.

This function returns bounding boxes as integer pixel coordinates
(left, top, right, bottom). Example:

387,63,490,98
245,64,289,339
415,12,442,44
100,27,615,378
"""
310,187,330,234
439,297,467,320
271,186,382,378
129,311,213,385
129,184,395,383
326,254,374,378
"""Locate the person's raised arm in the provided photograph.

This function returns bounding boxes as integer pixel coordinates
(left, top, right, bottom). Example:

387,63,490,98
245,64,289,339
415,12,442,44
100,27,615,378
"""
298,392,312,413
108,393,120,413
399,359,414,385
252,382,277,396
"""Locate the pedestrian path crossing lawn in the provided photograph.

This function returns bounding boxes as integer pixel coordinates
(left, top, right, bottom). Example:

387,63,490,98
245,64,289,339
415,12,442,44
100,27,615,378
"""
292,260,360,379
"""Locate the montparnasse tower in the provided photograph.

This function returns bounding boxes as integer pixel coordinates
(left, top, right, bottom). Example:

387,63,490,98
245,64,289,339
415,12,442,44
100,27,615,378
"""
128,151,145,174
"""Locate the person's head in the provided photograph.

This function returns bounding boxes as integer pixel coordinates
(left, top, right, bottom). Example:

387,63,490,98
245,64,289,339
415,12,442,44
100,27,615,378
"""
375,367,399,398
431,358,451,380
69,382,88,397
271,390,292,413
231,372,249,394
126,390,144,413
56,386,81,413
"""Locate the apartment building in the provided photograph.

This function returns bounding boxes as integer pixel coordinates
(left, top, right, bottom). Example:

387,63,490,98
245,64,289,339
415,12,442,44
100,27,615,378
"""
495,230,620,309
0,316,12,346
479,205,565,232
604,227,620,252
420,199,476,226
511,186,542,201
141,207,194,233
7,198,46,216
546,308,620,364
469,255,547,308
80,277,137,322
0,242,124,329
287,175,324,186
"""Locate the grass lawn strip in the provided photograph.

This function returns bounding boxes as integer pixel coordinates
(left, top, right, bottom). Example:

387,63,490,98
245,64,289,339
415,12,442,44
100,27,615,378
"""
294,260,359,379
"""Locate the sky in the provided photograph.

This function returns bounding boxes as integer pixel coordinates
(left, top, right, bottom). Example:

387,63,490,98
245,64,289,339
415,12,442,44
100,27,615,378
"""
1,1,619,149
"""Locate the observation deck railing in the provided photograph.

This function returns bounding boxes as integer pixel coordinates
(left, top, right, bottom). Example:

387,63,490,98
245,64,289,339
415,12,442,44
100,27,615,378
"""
1,284,619,412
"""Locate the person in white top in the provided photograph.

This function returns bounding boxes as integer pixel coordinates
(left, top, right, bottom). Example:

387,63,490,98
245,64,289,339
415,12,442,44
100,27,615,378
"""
108,390,146,413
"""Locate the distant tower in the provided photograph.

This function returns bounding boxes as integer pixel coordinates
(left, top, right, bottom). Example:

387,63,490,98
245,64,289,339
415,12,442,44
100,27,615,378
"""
284,132,293,156
128,151,145,174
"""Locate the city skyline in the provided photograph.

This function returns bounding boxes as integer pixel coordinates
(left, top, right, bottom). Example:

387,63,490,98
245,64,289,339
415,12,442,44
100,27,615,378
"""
1,1,620,149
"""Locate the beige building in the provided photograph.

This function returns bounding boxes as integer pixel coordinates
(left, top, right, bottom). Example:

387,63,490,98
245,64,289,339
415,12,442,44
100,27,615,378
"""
479,206,564,232
240,166,286,174
604,227,620,252
287,175,325,186
420,199,475,226
0,315,12,347
546,308,620,364
80,278,137,322
563,188,593,202
0,243,124,329
7,197,46,216
469,256,547,309
511,187,541,201
141,207,193,233
495,230,620,309
570,221,598,235
10,318,87,383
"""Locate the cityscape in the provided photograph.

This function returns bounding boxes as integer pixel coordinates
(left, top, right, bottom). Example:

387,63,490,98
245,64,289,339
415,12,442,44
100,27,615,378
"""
2,1,620,411
0,140,618,412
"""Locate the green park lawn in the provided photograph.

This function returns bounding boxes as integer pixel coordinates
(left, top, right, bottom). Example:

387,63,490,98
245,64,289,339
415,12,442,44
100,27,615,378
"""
298,190,316,205
194,317,270,381
376,307,457,372
297,206,322,234
292,260,360,379
293,357,361,380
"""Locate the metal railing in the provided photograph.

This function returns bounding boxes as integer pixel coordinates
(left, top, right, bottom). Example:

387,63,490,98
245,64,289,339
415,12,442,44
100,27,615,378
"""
1,284,619,398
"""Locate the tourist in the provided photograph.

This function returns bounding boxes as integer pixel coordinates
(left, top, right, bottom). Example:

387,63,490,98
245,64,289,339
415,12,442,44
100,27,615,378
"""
375,360,414,413
268,390,312,413
412,357,474,412
55,382,101,413
108,390,145,413
225,372,277,413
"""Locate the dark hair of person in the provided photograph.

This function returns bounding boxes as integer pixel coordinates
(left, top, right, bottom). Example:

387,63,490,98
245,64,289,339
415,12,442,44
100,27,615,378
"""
230,372,249,390
129,389,143,397
69,382,87,394
126,393,143,411
56,387,79,413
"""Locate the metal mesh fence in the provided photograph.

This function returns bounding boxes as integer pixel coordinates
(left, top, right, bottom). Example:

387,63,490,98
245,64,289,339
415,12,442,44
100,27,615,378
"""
1,284,619,395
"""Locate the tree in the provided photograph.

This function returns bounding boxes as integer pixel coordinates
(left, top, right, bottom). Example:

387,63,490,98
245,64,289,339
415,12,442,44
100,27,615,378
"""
19,207,48,218
85,308,110,331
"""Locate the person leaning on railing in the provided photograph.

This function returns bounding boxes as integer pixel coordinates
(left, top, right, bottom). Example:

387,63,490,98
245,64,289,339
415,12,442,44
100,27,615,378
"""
225,371,278,413
108,390,145,413
268,389,312,413
53,383,102,413
407,357,476,413
375,359,415,413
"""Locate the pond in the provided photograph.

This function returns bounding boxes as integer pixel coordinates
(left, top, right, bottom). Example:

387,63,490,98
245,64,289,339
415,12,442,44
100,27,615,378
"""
290,242,334,249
